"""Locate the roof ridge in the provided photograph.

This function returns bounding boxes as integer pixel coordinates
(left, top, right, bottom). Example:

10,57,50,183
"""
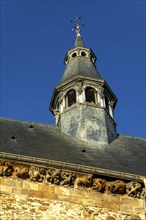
118,134,146,141
0,117,56,128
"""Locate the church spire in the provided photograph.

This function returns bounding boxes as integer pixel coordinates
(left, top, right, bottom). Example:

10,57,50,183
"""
60,17,102,83
50,20,118,144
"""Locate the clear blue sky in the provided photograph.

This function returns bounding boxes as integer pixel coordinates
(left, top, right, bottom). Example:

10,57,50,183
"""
1,0,145,138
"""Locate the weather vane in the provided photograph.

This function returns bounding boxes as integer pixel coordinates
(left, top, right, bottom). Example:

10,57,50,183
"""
70,16,84,34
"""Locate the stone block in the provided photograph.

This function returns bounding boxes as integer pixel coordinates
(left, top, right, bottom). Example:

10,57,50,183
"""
0,177,4,185
4,178,16,186
103,193,120,203
135,206,145,213
88,191,104,201
124,215,142,220
29,182,39,191
16,179,23,187
57,194,71,202
121,197,143,207
106,217,116,220
105,202,120,211
0,185,12,193
70,188,88,198
39,206,47,211
4,178,23,188
23,180,31,189
43,192,58,200
28,190,43,198
70,196,83,205
82,198,96,206
38,184,55,193
120,204,134,212
12,187,28,195
94,198,104,208
55,186,70,196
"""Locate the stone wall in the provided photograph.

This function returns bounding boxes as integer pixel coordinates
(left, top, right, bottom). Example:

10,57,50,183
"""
60,104,116,143
0,177,145,220
0,160,145,220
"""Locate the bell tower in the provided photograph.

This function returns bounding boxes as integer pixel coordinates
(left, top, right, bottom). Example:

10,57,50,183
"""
50,18,118,144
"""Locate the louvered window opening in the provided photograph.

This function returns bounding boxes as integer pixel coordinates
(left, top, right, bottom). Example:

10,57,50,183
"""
105,96,109,112
67,90,76,107
85,87,96,103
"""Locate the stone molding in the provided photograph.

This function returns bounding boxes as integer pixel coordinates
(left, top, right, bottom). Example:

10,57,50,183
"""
0,160,145,199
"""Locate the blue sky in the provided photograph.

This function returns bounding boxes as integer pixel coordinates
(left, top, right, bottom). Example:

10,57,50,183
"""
1,0,145,138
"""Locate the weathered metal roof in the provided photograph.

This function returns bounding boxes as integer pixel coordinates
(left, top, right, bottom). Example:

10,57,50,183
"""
0,118,145,177
74,34,85,48
60,30,102,83
60,57,103,83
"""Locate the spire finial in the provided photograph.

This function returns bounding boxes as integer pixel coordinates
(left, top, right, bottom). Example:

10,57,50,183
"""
70,16,84,36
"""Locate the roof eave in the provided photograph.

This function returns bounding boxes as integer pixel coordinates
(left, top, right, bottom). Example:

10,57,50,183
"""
0,151,145,182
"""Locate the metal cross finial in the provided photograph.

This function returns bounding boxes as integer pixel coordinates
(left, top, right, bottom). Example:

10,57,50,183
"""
70,16,84,34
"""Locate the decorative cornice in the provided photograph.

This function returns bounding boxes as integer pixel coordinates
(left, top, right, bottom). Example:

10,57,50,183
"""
0,152,144,182
0,159,145,199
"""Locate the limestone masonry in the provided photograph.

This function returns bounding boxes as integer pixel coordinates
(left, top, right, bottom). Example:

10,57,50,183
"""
0,160,145,220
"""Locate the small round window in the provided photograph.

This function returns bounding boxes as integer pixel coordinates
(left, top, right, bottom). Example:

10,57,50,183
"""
72,53,77,58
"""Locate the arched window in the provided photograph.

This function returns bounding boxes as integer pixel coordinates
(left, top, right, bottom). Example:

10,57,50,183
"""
66,89,76,107
85,87,96,103
81,51,86,57
72,52,77,58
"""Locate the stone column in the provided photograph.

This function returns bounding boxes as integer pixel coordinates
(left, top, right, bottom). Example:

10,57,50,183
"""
98,85,104,107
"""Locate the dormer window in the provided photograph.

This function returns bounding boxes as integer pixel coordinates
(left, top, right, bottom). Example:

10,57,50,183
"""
85,87,96,104
66,89,76,107
72,52,77,58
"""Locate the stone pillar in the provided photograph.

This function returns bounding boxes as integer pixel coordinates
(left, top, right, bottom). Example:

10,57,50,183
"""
98,85,105,107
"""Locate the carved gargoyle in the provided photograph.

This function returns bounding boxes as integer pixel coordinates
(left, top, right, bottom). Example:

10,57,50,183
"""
126,181,142,198
0,161,14,177
46,168,61,185
105,180,126,194
60,171,76,186
74,174,93,189
29,166,46,182
14,165,29,179
140,188,145,199
0,161,5,176
92,178,106,192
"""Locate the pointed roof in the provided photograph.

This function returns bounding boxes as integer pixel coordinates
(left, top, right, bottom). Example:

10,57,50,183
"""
60,56,103,83
60,25,103,83
74,25,85,48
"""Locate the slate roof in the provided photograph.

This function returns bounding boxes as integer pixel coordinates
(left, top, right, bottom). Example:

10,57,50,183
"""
60,57,103,83
0,118,145,177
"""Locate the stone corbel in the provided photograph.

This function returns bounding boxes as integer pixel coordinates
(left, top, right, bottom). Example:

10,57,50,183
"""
109,100,115,110
76,80,83,95
58,91,64,104
0,160,144,199
97,85,104,98
108,100,115,117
